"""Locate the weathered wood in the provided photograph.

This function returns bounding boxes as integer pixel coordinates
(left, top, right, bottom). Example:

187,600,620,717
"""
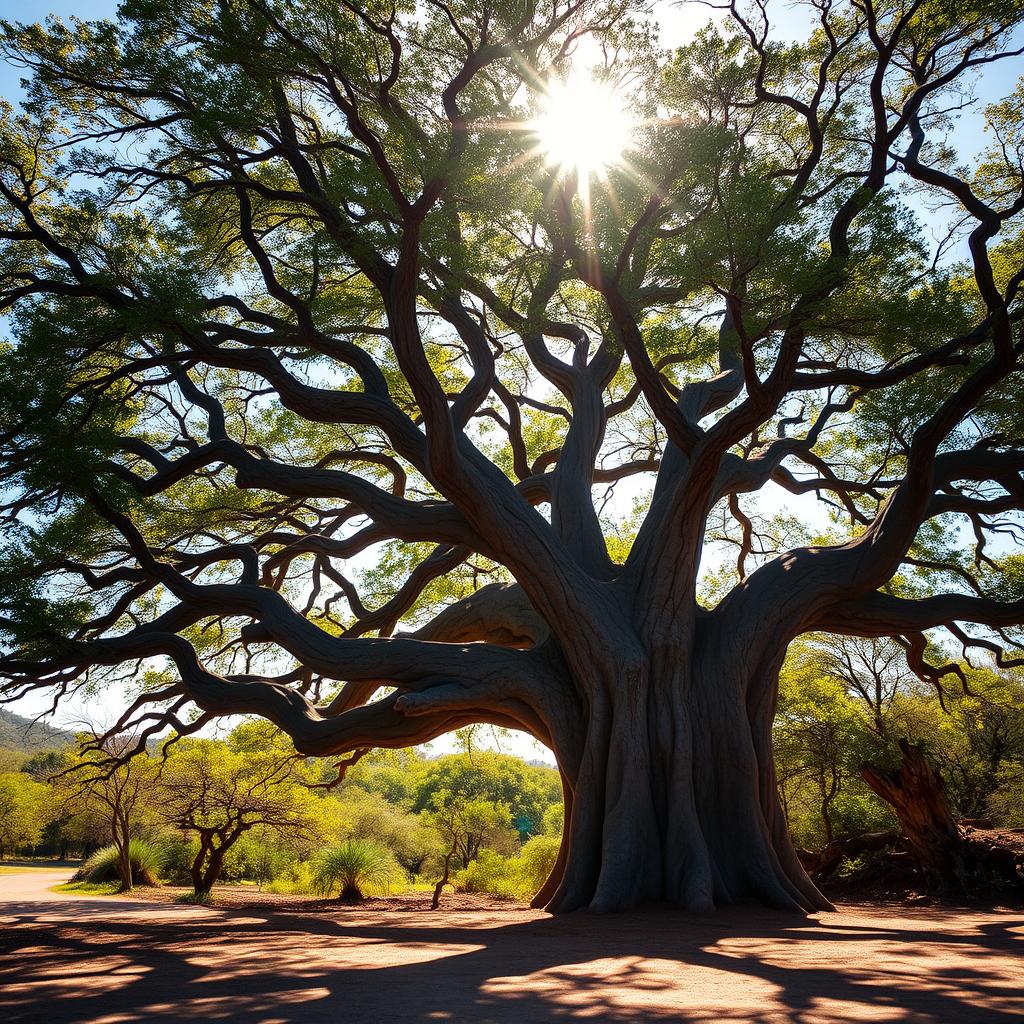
800,830,902,881
860,739,965,887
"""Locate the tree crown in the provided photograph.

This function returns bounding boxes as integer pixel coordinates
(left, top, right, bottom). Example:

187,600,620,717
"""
0,0,1021,759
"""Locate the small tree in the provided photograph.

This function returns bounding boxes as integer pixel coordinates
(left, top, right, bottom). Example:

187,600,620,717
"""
157,730,324,897
333,787,442,875
424,796,518,872
56,737,156,891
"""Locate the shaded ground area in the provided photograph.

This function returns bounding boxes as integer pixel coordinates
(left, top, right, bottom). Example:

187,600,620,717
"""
2,869,1023,1023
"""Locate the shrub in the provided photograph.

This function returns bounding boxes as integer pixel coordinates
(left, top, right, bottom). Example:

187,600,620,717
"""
513,834,560,897
541,803,564,836
988,764,1024,827
266,859,314,895
223,833,298,887
456,849,517,898
334,789,445,874
455,835,561,901
176,888,214,905
156,834,198,885
76,838,170,886
312,839,403,901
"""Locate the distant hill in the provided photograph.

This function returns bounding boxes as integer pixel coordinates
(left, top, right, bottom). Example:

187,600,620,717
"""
0,708,76,754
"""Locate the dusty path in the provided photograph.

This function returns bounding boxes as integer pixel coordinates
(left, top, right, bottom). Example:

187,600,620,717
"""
1,868,1022,1023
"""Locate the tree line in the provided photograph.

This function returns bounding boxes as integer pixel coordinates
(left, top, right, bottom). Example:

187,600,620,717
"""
0,723,562,902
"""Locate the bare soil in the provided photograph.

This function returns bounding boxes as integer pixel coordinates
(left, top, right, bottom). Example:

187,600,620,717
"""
117,881,524,914
2,868,1023,1023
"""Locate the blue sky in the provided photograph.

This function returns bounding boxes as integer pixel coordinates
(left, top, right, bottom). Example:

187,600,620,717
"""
0,1,112,109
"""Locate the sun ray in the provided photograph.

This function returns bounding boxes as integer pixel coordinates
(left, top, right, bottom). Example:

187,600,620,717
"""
529,70,635,181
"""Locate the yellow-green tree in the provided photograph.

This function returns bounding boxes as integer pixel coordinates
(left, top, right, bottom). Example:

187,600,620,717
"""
157,725,325,897
0,771,49,857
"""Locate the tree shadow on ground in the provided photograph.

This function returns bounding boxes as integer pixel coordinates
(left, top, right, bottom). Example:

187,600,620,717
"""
1,898,1022,1023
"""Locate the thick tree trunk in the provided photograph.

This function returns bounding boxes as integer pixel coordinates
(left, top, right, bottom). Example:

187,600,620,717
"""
532,633,832,914
860,738,966,888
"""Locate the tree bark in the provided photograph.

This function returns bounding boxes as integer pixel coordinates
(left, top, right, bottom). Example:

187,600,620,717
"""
191,831,239,895
531,629,832,914
114,813,133,893
860,738,965,888
431,843,457,910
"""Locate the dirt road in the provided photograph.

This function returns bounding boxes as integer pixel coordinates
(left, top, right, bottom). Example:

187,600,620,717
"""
2,867,1022,1022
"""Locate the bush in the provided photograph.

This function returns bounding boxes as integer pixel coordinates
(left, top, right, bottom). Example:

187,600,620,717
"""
335,789,445,874
223,833,298,886
988,764,1024,827
513,834,560,896
312,839,404,901
456,849,517,898
76,838,170,886
266,859,314,895
176,888,214,905
455,835,560,901
155,834,198,885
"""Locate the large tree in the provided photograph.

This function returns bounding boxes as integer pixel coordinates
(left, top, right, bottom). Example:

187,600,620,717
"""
0,0,1022,913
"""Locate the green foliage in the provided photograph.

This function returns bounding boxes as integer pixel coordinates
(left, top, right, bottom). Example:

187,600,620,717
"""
423,796,518,869
311,839,404,901
412,751,560,832
512,834,561,898
339,748,425,807
333,788,443,874
266,859,315,896
455,848,519,899
0,771,50,854
53,880,122,895
455,834,560,901
218,831,304,887
176,888,215,906
988,763,1024,827
77,838,170,887
156,725,327,893
776,637,1024,850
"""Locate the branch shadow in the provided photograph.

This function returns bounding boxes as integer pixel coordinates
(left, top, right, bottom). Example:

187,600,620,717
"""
2,898,1022,1023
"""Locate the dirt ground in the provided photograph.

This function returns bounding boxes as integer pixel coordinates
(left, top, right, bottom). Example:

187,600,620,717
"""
2,868,1022,1023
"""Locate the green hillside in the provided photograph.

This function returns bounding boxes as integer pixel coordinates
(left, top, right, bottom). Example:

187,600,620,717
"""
0,708,75,754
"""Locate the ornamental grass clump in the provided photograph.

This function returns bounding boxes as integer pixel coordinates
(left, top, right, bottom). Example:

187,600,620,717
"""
311,839,403,902
76,838,169,887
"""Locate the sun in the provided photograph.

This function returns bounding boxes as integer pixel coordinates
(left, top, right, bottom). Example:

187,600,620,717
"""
531,71,634,180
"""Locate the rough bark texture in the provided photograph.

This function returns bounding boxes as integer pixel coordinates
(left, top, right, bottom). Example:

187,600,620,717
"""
860,739,966,888
505,617,835,914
